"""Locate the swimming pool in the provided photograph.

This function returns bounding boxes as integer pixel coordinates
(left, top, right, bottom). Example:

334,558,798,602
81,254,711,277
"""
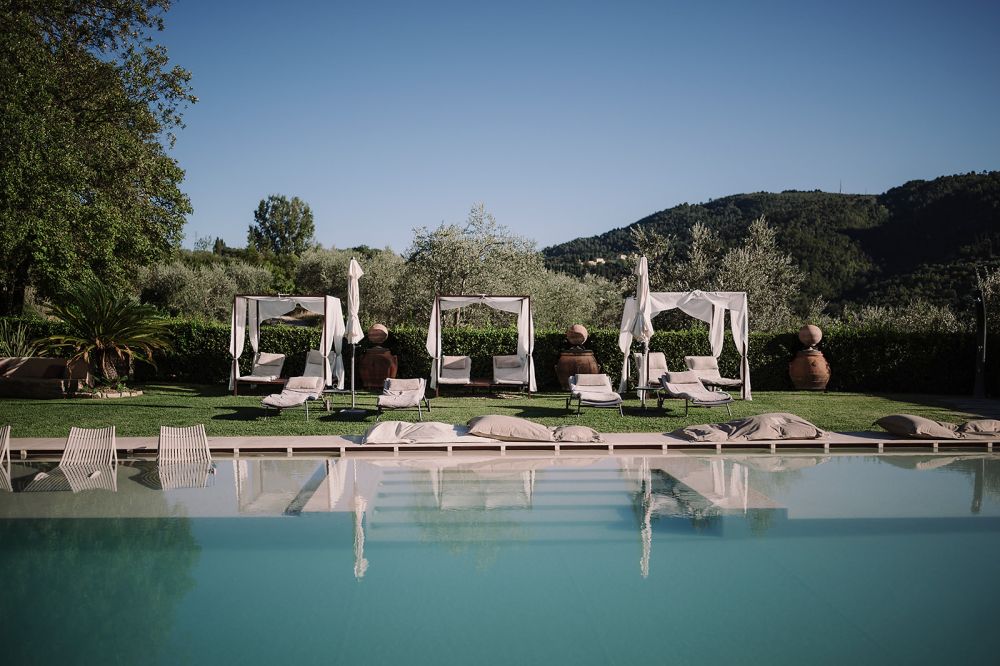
2,452,998,665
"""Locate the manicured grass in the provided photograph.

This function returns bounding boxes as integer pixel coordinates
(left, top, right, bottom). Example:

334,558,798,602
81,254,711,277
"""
0,383,991,438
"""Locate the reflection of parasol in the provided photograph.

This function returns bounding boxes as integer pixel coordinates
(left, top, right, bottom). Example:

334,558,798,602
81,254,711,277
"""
631,257,654,405
640,457,651,578
353,462,369,579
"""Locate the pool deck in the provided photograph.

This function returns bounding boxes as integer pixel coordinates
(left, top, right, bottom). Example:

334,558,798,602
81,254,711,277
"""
8,431,997,459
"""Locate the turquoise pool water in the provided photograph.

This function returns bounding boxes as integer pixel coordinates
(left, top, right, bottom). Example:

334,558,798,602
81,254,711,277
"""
2,453,999,665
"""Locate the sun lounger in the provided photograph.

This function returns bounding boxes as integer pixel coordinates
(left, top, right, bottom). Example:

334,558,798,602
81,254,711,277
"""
567,373,623,416
632,352,669,389
658,370,733,416
492,355,528,387
438,355,472,385
235,352,287,395
157,424,214,489
302,349,327,378
25,426,118,493
684,356,743,391
377,378,431,421
261,376,326,419
0,425,11,492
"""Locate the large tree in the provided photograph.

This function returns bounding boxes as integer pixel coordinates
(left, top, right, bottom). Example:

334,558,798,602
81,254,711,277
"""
0,0,196,314
247,194,317,257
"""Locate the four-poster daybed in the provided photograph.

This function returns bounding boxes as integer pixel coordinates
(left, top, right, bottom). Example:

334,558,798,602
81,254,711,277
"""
619,289,752,400
426,295,537,395
229,294,346,395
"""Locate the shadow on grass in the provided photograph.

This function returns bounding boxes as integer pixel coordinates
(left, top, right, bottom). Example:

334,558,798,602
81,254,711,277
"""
138,383,231,398
212,407,264,421
877,393,1000,419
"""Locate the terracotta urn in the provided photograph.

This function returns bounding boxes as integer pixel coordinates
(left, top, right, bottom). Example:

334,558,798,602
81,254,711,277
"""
789,324,830,390
566,324,589,347
556,324,597,389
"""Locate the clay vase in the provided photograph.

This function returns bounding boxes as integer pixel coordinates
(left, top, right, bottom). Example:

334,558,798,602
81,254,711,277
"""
789,324,830,390
367,324,389,345
555,350,599,390
359,348,398,389
566,324,589,347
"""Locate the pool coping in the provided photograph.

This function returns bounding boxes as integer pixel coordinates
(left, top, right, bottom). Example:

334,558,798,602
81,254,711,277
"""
9,431,997,459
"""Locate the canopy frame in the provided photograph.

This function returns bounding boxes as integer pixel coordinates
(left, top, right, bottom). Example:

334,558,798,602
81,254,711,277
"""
426,294,536,392
229,293,346,392
618,290,751,400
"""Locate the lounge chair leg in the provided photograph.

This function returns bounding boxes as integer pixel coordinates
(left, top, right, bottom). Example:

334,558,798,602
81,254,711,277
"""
417,402,423,421
618,405,623,417
425,399,431,413
726,404,732,417
685,400,689,417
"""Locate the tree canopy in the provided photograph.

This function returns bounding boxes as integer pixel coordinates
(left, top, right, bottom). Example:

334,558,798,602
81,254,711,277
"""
247,194,317,257
0,0,195,315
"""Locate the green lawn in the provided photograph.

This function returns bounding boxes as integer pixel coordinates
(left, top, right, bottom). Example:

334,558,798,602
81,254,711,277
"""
0,383,991,438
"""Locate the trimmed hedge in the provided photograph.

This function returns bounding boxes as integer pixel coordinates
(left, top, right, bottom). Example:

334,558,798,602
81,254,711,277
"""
3,317,996,394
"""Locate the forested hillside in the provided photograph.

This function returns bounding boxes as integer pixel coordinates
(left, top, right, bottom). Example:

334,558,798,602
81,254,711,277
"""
543,172,1000,309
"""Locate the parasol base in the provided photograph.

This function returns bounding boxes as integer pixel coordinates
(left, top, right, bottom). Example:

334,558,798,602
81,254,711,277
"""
337,408,368,420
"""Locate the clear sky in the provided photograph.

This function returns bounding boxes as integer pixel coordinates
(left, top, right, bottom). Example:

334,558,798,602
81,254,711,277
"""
160,0,1000,252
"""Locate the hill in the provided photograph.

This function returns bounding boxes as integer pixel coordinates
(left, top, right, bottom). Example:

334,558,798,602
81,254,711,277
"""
542,172,1000,309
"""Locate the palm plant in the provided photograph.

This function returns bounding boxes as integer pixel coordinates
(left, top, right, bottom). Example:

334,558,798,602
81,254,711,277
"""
45,281,172,384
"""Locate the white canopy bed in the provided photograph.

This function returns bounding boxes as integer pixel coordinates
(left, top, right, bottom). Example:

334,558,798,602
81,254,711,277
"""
618,290,751,400
425,295,537,393
229,294,346,394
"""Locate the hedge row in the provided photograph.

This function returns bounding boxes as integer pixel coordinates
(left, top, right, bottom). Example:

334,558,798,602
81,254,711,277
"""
4,317,996,394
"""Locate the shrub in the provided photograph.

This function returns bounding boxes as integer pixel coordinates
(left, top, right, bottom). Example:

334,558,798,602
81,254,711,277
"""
1,317,995,395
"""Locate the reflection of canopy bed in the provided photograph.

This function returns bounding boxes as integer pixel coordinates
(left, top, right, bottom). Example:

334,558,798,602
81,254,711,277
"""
229,295,346,394
425,295,537,393
618,290,751,400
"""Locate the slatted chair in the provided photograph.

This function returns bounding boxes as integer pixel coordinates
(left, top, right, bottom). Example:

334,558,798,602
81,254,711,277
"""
157,424,215,490
26,426,118,493
0,425,11,492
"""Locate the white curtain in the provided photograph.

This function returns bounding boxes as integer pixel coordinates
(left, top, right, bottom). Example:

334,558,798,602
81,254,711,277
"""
323,296,346,388
425,295,536,391
228,297,247,390
618,290,752,399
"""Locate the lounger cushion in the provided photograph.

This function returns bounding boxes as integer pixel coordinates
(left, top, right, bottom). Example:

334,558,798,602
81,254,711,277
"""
386,378,424,391
442,355,470,370
674,413,824,442
575,390,622,405
551,425,603,443
467,415,554,442
958,419,1000,438
378,393,421,409
286,376,323,392
364,421,456,444
573,374,612,387
876,414,960,439
494,355,523,369
684,356,718,371
663,370,701,385
261,391,310,409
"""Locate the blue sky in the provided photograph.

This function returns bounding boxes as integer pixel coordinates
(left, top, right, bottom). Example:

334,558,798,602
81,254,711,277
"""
160,0,1000,252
